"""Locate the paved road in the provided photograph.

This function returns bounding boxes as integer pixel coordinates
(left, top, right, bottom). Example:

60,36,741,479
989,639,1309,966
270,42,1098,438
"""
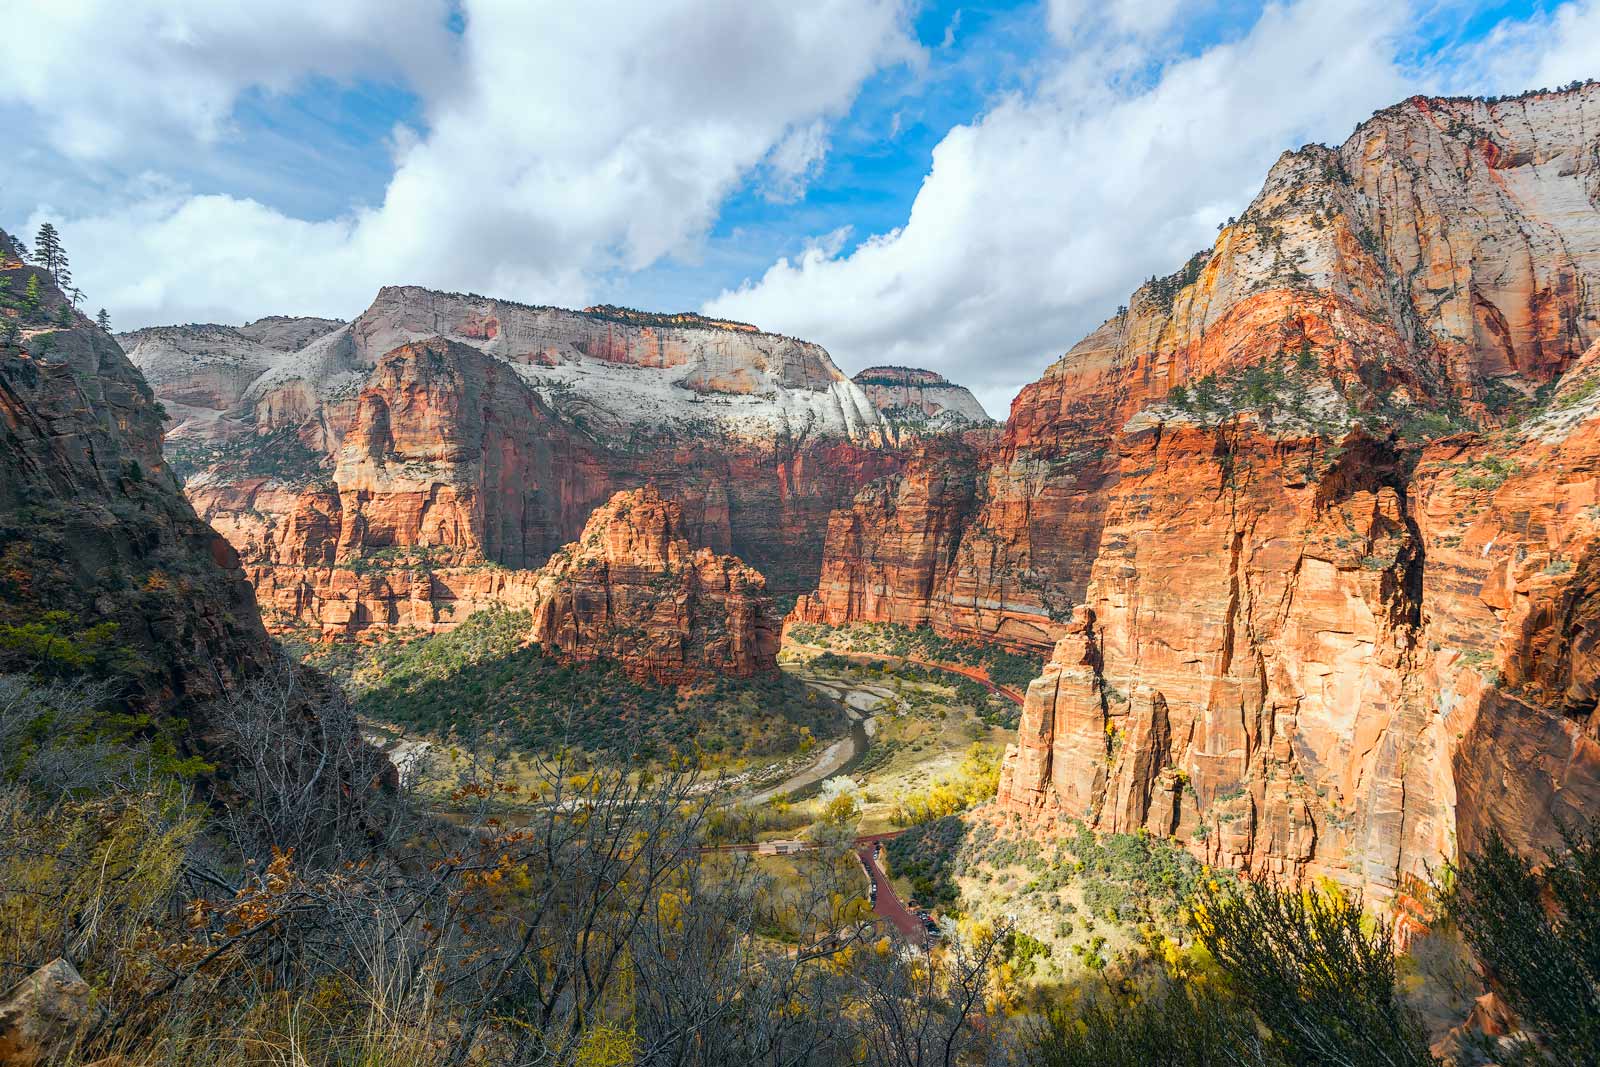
857,836,926,945
786,643,1026,707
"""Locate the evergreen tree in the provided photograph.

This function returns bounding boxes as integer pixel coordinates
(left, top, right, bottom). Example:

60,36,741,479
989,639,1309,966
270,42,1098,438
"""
95,308,111,331
12,239,28,263
21,274,41,317
55,303,74,327
1,319,19,345
32,222,67,283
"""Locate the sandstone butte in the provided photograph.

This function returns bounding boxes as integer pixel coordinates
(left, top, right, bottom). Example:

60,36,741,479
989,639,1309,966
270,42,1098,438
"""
519,486,780,685
119,292,973,638
798,85,1600,905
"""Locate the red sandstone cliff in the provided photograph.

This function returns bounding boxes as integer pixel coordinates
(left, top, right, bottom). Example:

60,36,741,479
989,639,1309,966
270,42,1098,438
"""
802,87,1600,661
795,86,1600,899
523,487,779,684
126,295,940,635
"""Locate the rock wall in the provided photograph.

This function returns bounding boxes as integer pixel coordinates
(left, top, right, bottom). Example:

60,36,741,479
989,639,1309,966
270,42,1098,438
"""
801,87,1600,661
982,87,1600,899
0,230,327,752
130,293,941,634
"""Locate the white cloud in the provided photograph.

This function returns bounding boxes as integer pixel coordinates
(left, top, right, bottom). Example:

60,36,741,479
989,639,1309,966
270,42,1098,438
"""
0,1,454,161
13,0,917,328
707,0,1600,417
1046,0,1183,44
764,120,832,203
1447,0,1600,95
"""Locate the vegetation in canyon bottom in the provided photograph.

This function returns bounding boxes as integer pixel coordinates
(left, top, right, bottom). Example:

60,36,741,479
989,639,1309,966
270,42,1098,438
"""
1,616,1596,1065
294,607,846,765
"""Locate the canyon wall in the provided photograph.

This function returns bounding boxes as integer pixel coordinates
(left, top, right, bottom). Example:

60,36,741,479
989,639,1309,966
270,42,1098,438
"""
125,292,943,636
980,87,1600,900
801,87,1600,663
0,230,344,759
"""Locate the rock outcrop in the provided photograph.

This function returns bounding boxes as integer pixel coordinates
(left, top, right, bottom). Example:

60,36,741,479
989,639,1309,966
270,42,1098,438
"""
0,959,94,1066
523,487,779,684
979,86,1600,900
127,292,933,634
780,86,1600,899
1,232,287,722
804,86,1600,663
0,226,385,830
852,366,991,429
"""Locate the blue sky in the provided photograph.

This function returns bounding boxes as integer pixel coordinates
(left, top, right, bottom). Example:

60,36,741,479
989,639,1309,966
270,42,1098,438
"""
4,0,1595,414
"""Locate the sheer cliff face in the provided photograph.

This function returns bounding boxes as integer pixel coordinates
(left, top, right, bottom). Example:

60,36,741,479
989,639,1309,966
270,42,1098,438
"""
982,88,1600,900
802,88,1600,660
127,292,936,634
790,86,1600,898
523,487,780,684
0,232,292,738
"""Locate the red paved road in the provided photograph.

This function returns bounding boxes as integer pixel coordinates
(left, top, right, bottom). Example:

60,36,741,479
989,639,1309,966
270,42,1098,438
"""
858,838,925,945
787,643,1026,707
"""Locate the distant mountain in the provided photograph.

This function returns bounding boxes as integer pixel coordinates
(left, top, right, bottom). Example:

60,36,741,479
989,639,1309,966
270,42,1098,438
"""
852,365,992,428
121,286,989,632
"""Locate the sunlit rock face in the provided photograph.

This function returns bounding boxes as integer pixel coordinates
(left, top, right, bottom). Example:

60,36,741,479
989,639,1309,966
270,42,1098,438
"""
803,87,1600,664
124,295,953,634
985,86,1600,902
523,486,780,685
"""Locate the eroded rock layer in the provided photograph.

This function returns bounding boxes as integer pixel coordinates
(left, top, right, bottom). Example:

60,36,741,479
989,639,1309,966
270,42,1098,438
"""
801,88,1600,662
851,366,992,428
126,293,950,634
522,487,779,684
977,87,1600,900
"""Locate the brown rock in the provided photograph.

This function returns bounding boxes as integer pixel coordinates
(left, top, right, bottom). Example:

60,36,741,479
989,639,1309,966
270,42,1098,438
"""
0,959,96,1066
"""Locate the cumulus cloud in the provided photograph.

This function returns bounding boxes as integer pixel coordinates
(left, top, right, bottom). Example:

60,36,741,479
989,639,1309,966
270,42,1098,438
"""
12,0,917,328
707,0,1600,417
0,1,454,161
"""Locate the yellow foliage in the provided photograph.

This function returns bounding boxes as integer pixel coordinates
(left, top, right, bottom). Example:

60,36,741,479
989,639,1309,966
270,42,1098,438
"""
889,743,1003,826
571,1020,639,1067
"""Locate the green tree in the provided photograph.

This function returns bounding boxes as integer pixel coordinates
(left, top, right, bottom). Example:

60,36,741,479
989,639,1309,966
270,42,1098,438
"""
21,274,41,317
55,303,74,327
95,308,111,331
33,222,67,282
1,319,19,345
1443,825,1600,1066
1195,880,1435,1066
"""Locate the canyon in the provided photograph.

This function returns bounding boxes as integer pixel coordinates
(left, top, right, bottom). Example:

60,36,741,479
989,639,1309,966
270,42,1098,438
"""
802,86,1600,902
114,84,1600,903
122,291,989,640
